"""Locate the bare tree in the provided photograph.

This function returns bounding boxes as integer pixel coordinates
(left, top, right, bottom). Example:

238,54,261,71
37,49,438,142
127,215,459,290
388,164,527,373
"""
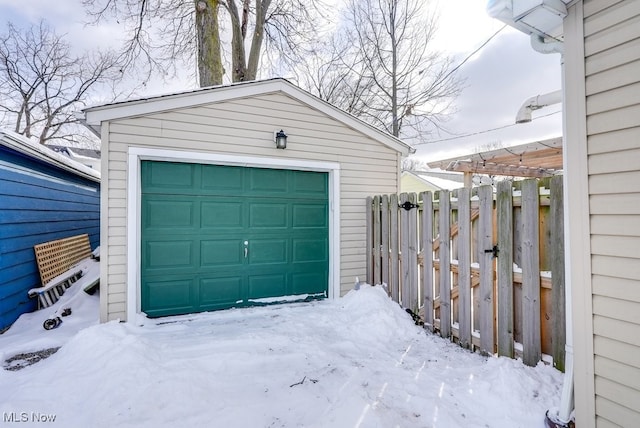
0,21,121,145
82,0,326,87
297,0,462,142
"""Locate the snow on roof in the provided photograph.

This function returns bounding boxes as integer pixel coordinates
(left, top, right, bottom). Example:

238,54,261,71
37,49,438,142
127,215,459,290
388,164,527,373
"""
0,130,100,182
419,174,465,191
404,170,464,191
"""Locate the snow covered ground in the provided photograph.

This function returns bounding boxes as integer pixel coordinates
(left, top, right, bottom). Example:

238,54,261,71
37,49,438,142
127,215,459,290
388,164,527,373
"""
0,283,562,428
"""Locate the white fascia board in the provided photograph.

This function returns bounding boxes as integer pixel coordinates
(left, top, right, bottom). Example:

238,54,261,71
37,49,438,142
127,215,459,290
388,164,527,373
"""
82,79,414,156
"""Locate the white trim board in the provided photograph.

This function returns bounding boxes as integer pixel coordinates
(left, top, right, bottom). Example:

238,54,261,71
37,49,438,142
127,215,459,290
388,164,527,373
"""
126,146,341,325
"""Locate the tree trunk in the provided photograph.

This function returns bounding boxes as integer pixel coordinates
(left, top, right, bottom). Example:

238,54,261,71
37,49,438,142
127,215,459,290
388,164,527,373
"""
227,0,249,82
195,0,223,87
389,2,399,137
247,0,271,81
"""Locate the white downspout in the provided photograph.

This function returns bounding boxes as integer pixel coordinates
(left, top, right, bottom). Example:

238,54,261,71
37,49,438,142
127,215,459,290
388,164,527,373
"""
515,32,574,427
530,33,574,427
554,50,575,427
515,89,562,123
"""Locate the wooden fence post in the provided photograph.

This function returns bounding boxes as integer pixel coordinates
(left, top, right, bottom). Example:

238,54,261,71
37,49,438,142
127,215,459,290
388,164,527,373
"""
421,192,434,332
381,195,390,290
366,196,372,285
550,176,566,371
478,185,495,355
458,187,472,349
497,180,514,358
439,190,451,339
390,194,400,302
373,195,381,286
522,179,541,366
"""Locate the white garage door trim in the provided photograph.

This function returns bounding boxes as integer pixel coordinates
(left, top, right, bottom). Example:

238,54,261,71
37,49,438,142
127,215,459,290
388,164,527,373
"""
126,146,341,325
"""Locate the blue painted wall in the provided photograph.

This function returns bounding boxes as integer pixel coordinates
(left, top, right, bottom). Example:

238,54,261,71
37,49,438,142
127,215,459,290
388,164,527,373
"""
0,145,100,331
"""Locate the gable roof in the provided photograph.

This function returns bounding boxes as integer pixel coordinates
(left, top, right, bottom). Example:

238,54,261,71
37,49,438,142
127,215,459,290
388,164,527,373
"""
0,130,100,182
80,78,415,156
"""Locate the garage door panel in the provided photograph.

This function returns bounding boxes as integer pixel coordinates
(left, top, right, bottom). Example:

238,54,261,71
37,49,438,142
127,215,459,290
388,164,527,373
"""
201,164,243,193
249,239,288,264
292,272,327,296
249,203,288,228
292,170,328,196
201,239,243,266
201,201,243,229
293,238,328,263
145,240,194,269
144,200,195,229
293,204,328,228
248,274,287,299
143,278,193,316
247,168,289,194
143,161,196,191
199,277,242,309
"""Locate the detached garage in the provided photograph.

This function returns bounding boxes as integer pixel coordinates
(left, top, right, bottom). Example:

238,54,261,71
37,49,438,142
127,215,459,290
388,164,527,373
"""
81,78,413,323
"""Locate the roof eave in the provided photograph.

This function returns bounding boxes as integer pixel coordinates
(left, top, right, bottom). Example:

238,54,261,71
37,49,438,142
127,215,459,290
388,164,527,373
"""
0,130,101,182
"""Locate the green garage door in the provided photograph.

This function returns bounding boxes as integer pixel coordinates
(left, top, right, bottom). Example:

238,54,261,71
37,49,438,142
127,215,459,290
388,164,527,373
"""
140,161,329,317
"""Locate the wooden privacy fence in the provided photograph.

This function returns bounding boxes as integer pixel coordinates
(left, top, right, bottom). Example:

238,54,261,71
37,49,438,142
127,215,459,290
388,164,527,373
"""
366,177,566,369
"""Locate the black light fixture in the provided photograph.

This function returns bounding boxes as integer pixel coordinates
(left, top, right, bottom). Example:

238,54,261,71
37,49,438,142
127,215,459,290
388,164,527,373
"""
275,129,287,149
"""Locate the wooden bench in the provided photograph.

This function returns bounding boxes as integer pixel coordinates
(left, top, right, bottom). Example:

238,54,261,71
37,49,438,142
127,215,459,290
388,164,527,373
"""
28,234,93,309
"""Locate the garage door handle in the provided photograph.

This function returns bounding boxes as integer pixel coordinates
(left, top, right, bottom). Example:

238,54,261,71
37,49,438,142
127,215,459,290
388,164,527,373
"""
244,241,249,258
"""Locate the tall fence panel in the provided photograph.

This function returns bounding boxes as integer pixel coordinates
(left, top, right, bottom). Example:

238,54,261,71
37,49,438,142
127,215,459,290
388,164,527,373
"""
366,178,566,368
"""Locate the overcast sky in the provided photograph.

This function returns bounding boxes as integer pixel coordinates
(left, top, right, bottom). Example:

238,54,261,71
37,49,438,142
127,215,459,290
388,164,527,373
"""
0,0,563,161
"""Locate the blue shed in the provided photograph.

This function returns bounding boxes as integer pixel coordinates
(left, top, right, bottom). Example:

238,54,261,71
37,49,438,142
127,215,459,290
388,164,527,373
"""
0,130,100,332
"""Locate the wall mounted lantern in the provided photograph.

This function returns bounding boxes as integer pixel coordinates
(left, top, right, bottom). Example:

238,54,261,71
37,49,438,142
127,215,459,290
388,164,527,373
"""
275,130,287,149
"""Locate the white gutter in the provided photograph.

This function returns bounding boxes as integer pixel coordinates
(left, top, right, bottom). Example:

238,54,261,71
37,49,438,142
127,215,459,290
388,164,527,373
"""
515,90,562,124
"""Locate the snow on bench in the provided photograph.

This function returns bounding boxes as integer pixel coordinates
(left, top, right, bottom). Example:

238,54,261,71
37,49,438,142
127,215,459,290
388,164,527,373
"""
28,234,98,309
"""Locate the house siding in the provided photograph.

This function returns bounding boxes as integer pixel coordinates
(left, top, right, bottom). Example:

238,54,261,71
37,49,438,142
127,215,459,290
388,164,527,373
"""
401,173,438,194
0,145,100,331
583,0,640,425
102,92,400,321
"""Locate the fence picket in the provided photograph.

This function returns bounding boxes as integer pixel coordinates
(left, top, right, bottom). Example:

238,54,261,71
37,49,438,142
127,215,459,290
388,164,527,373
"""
439,191,451,339
550,176,566,372
522,179,542,366
421,192,434,332
381,195,390,289
400,193,411,309
390,194,400,301
497,181,514,358
458,188,472,348
373,195,381,286
478,185,495,355
366,196,372,284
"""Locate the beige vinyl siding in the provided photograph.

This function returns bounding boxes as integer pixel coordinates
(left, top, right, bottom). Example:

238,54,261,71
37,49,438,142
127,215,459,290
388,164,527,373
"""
584,0,640,425
400,173,439,194
103,92,400,321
